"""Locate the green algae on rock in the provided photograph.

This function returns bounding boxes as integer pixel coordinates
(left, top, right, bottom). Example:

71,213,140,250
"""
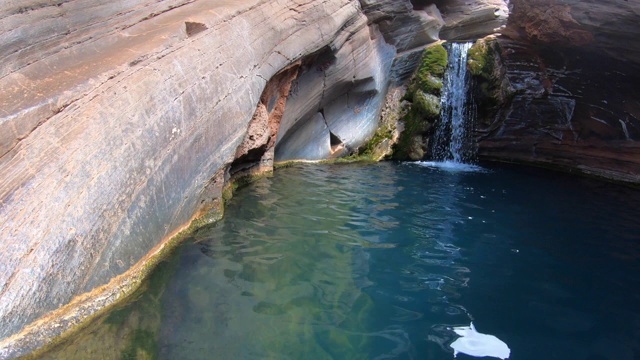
467,37,514,132
412,90,441,119
467,37,511,106
393,43,448,161
411,43,448,97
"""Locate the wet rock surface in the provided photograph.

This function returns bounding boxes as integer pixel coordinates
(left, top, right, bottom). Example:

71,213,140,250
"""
476,39,640,183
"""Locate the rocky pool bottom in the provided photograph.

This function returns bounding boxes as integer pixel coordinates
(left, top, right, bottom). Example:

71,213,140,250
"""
38,162,640,359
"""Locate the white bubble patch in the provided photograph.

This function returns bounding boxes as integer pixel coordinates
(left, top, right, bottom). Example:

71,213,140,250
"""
450,322,510,359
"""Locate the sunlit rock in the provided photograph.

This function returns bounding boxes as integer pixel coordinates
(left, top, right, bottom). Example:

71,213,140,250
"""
275,24,396,161
438,0,510,41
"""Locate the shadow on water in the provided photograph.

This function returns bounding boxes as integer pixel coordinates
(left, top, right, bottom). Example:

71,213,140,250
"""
37,162,640,360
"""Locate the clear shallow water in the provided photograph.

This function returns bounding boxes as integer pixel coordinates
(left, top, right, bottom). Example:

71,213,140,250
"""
44,162,640,360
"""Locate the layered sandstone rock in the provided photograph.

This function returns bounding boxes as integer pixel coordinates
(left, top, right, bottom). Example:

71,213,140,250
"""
503,0,640,65
473,0,640,184
275,25,396,161
359,0,444,52
437,0,509,41
0,0,371,354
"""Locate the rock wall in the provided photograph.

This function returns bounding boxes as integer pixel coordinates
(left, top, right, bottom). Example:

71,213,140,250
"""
274,24,396,161
0,0,370,350
474,0,640,184
0,0,510,356
503,0,640,65
437,0,509,41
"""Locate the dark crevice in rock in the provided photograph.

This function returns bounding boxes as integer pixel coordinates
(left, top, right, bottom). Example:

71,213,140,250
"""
267,95,278,113
134,1,196,27
230,62,301,181
313,47,337,73
229,144,269,177
329,131,347,157
329,131,342,147
185,21,207,37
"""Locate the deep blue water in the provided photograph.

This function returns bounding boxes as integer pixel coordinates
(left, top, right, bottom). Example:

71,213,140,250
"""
44,162,640,359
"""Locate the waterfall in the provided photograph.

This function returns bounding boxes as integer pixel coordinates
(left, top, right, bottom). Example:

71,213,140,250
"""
431,42,475,164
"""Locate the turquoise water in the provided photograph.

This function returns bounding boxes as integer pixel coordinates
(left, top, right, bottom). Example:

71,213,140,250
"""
45,162,640,359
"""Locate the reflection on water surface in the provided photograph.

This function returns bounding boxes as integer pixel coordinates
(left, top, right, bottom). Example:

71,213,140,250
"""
42,163,640,360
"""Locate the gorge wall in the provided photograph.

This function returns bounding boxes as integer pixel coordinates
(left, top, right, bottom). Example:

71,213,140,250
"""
0,0,509,357
2,0,639,357
473,0,640,183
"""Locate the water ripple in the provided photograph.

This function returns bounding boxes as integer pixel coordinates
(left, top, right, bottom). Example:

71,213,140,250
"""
46,162,640,360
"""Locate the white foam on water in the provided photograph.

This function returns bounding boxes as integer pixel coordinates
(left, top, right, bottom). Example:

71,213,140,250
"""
450,322,510,359
412,161,487,173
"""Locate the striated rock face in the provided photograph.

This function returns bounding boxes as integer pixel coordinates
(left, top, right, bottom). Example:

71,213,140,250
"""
437,0,509,41
0,0,376,351
359,0,444,52
476,40,640,182
473,0,640,184
274,24,396,161
503,0,640,65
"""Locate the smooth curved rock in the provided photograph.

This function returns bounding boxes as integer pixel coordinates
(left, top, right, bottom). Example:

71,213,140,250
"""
275,24,396,161
0,0,369,347
360,0,444,52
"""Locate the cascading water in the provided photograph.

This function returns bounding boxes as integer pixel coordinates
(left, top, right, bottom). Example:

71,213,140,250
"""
431,42,476,164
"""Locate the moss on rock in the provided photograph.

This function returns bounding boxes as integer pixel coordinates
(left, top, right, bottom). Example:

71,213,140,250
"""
413,90,441,119
413,43,448,97
392,107,431,161
468,39,494,79
359,125,395,159
467,37,513,127
418,44,448,83
345,44,448,162
392,43,449,161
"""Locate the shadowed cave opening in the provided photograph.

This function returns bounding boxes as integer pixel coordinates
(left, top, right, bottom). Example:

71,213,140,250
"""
329,131,342,148
228,143,269,177
329,131,346,155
